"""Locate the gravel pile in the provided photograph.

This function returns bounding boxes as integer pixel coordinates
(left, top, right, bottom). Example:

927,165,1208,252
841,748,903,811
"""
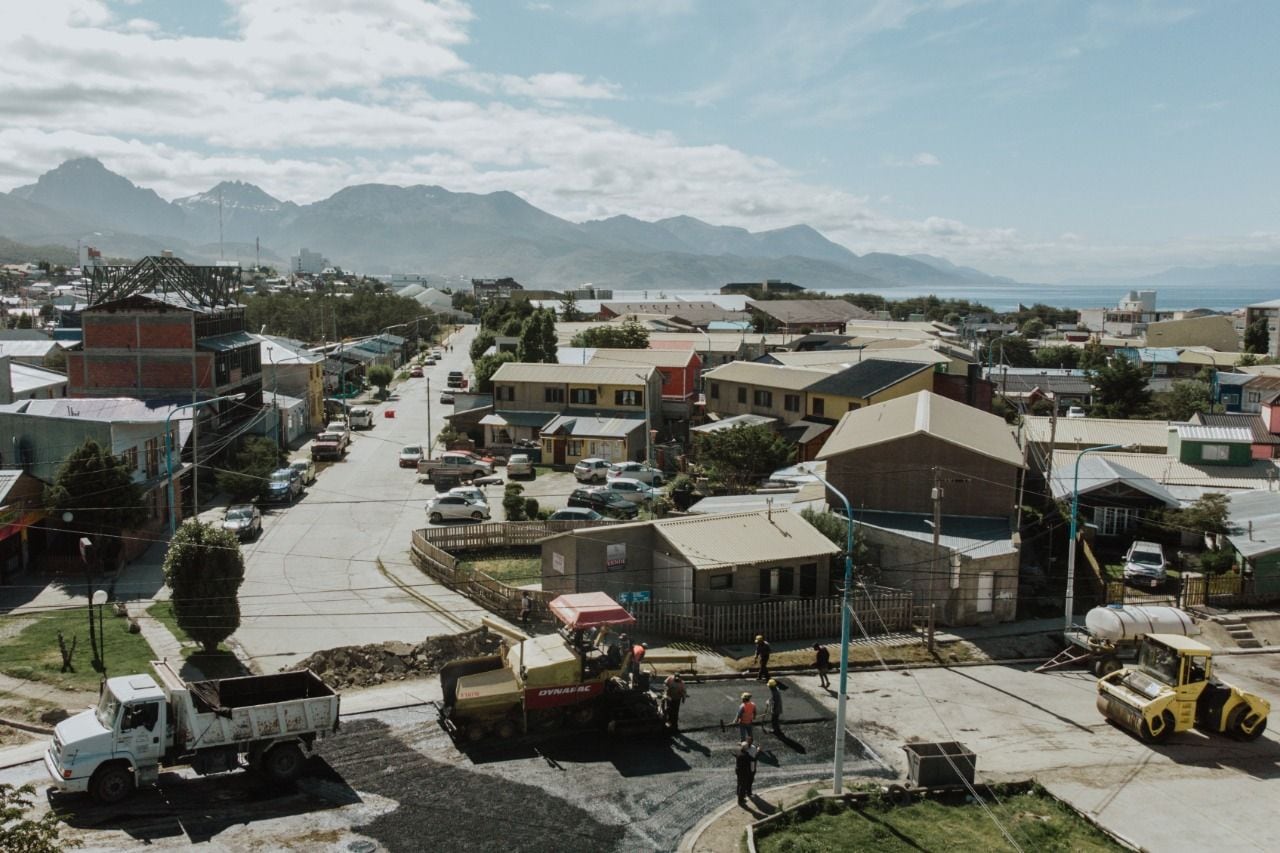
288,628,500,689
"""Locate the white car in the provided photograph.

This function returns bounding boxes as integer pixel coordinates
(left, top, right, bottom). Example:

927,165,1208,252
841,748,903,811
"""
507,453,535,479
399,445,424,468
603,477,660,505
426,495,491,523
448,486,489,505
574,457,611,483
1066,406,1086,418
607,461,664,486
1123,540,1168,588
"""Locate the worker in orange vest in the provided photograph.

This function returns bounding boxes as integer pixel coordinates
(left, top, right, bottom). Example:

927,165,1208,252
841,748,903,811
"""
734,692,756,740
630,642,647,689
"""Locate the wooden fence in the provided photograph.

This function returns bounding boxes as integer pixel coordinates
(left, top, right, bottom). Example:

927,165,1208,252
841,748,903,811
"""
410,526,915,642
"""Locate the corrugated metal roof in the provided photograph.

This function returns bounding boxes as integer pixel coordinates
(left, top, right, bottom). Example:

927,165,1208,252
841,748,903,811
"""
654,510,839,571
491,362,655,385
746,299,872,324
703,361,827,391
686,490,827,516
689,413,777,433
1175,424,1252,443
817,391,1025,468
805,359,931,399
1046,453,1181,505
854,511,1019,560
1192,412,1280,444
541,413,644,438
1022,416,1175,449
588,348,697,368
1224,491,1280,558
1049,449,1280,492
0,469,23,503
9,362,67,394
0,340,60,357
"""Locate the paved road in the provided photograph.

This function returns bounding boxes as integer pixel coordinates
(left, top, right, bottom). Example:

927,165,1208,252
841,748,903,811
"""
232,326,480,671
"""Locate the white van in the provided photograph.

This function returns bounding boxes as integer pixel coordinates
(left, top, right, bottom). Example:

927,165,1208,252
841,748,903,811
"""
347,407,374,430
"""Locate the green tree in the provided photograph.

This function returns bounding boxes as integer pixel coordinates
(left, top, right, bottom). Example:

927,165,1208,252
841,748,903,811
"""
539,309,559,363
1020,317,1045,338
469,330,496,363
570,320,649,349
1245,317,1270,354
45,439,149,574
502,482,526,521
0,783,76,853
1238,352,1258,367
798,507,876,584
559,293,584,322
1079,341,1109,372
473,351,518,393
162,519,245,653
215,437,282,500
1034,344,1080,369
693,424,793,491
1153,379,1213,420
987,335,1035,367
1088,356,1151,418
366,364,394,395
1169,493,1230,548
517,312,545,362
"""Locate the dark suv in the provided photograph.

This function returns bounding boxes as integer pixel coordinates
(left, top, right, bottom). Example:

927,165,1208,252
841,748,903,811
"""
567,487,639,519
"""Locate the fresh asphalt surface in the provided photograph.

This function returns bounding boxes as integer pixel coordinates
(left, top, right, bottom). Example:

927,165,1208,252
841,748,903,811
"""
232,327,481,671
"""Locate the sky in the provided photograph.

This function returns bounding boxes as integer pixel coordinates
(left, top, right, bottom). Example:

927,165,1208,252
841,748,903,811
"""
0,0,1277,282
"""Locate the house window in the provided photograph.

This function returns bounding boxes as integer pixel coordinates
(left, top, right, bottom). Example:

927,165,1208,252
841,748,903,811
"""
544,387,565,403
753,389,773,407
1093,506,1139,536
1201,444,1230,462
847,402,860,412
567,440,584,456
710,382,720,400
570,388,597,405
495,385,515,401
710,574,732,590
777,566,795,596
800,563,817,596
737,387,747,404
1246,391,1262,406
812,397,825,416
121,447,139,471
784,394,800,412
145,438,160,477
614,389,643,406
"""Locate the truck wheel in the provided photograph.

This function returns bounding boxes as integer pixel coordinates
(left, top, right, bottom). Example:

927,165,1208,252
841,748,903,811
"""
91,763,134,804
1228,706,1268,741
430,512,443,524
1141,710,1176,744
261,742,305,784
1094,656,1122,677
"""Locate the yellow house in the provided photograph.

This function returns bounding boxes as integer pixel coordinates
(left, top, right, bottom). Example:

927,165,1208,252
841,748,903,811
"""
805,360,934,419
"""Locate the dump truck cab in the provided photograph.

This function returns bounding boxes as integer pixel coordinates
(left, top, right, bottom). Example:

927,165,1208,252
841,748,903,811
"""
1097,633,1269,744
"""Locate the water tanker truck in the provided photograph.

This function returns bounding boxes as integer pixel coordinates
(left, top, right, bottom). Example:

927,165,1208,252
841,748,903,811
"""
438,592,664,743
1037,605,1199,676
46,661,339,803
1097,633,1269,744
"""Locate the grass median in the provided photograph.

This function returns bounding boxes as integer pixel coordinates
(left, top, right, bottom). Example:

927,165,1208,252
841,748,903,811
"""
0,607,157,692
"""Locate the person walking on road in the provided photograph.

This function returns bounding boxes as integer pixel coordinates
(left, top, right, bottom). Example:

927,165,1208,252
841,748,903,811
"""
766,679,784,733
734,692,757,740
663,673,687,731
753,635,771,681
735,738,759,805
519,590,533,627
814,643,831,689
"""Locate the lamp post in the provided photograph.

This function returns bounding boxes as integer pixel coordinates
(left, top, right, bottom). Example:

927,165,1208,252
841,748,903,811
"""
92,589,108,679
165,392,247,538
266,345,279,450
812,473,855,795
634,372,652,467
1065,443,1126,632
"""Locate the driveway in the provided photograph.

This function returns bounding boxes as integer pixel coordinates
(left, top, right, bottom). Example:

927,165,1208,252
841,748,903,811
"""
231,326,482,671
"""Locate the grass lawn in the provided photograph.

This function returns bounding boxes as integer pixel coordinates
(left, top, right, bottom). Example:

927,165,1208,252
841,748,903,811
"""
758,790,1122,853
458,551,541,585
0,608,158,691
146,602,249,679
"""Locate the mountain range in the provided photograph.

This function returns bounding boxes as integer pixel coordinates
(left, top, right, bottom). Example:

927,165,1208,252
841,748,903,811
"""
1,157,1023,291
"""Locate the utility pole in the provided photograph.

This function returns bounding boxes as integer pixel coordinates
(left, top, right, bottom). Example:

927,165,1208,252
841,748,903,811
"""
932,468,944,618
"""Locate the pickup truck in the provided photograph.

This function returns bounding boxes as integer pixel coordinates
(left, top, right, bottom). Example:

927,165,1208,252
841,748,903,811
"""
46,660,339,803
325,420,352,446
418,451,493,483
311,432,347,460
347,406,374,430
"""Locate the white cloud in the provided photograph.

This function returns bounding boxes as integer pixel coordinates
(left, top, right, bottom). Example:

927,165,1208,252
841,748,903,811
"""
454,71,621,101
885,152,942,167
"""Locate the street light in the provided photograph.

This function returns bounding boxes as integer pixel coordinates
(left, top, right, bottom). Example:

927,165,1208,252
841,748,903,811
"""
165,392,248,537
634,372,653,467
812,473,855,795
1065,442,1131,632
266,345,279,449
92,589,108,679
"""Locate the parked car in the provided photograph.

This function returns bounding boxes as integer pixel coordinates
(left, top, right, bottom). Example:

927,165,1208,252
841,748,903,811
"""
567,487,639,519
607,461,664,486
425,495,491,523
347,407,374,430
574,457,611,483
288,457,316,486
399,444,425,468
447,371,465,388
1123,540,1168,588
603,477,660,505
410,366,424,378
448,486,489,505
264,468,303,503
424,356,437,365
221,505,262,540
439,391,455,405
1066,406,1086,418
548,507,605,522
506,453,534,478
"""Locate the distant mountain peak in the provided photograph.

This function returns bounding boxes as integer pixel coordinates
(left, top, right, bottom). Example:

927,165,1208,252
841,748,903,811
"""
176,180,284,210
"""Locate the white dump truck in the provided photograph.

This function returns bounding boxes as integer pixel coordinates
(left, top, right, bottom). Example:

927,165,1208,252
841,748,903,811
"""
46,661,339,803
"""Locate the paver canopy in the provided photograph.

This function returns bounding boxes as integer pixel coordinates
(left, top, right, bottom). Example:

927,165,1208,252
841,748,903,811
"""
548,593,636,629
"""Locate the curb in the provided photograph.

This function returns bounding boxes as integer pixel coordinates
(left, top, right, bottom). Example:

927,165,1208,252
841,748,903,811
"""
0,716,53,735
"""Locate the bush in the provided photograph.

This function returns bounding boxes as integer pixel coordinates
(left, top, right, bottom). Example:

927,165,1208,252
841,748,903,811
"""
523,497,539,518
215,437,282,499
1198,548,1235,574
502,483,526,521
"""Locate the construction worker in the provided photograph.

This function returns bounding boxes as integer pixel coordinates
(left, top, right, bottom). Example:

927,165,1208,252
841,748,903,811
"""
519,590,533,627
753,635,771,681
734,692,756,740
766,679,783,732
814,643,831,689
630,641,648,689
663,673,687,731
735,738,759,805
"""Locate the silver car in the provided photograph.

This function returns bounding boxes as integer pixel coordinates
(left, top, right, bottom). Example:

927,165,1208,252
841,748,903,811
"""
607,461,664,486
507,453,535,479
1123,540,1168,588
426,494,491,523
574,457,610,483
448,486,489,505
221,505,262,540
603,477,660,505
